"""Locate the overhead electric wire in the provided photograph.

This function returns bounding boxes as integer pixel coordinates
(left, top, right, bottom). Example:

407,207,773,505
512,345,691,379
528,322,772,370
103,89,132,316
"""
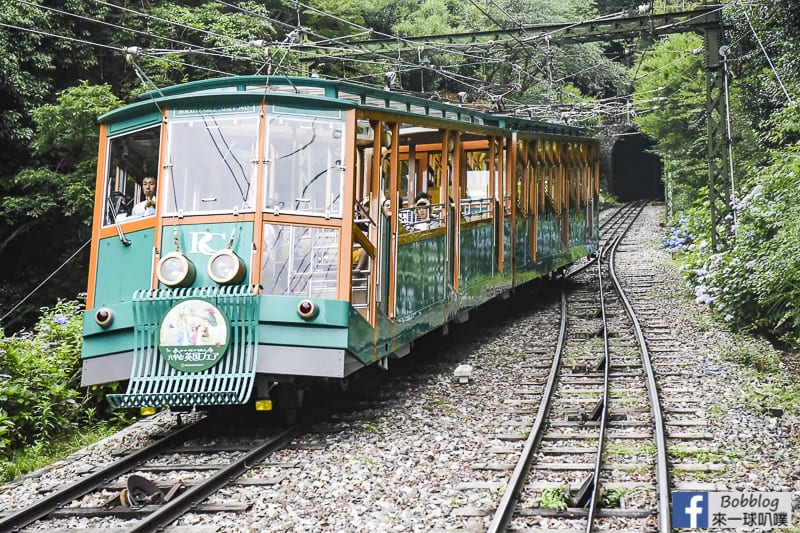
17,0,208,56
0,240,91,326
0,20,125,53
11,0,690,125
212,0,488,87
739,4,793,103
91,0,250,49
17,0,272,74
464,0,550,87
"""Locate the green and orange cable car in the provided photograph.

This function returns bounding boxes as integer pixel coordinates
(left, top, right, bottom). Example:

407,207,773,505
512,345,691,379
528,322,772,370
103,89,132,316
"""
81,76,599,415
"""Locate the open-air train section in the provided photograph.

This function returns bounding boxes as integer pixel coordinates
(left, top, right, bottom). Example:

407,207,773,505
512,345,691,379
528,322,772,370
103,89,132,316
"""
81,76,600,414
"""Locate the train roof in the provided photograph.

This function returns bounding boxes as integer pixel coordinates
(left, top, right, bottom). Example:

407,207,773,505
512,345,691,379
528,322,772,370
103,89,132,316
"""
100,76,592,139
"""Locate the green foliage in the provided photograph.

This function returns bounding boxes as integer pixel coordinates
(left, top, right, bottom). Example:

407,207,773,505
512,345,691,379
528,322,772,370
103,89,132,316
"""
633,33,706,213
0,1,107,176
669,445,743,463
537,485,568,510
135,2,278,82
646,2,800,349
0,298,126,464
0,420,120,483
2,82,120,227
603,441,656,459
599,191,621,209
667,139,800,347
740,376,800,417
718,335,781,373
601,485,642,507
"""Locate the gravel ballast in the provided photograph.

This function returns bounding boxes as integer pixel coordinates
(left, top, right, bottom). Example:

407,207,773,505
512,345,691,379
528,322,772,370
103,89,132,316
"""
1,204,798,531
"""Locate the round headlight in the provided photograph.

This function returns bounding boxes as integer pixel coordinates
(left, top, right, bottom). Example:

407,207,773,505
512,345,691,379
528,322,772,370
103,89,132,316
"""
157,252,196,288
207,249,246,285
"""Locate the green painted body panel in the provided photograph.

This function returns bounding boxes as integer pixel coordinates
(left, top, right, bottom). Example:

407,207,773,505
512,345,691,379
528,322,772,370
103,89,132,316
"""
259,296,350,327
514,216,532,270
258,323,348,348
536,211,564,265
93,229,155,307
82,328,133,358
270,104,342,118
106,111,162,136
159,222,254,289
395,231,447,320
84,294,351,358
257,295,350,349
347,309,380,364
390,301,447,349
459,220,496,291
84,301,133,337
568,204,590,248
503,218,513,275
100,76,589,140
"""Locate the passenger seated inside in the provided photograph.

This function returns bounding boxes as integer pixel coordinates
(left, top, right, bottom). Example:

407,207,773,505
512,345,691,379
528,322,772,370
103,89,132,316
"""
411,197,439,231
415,191,432,204
131,176,157,218
381,198,410,234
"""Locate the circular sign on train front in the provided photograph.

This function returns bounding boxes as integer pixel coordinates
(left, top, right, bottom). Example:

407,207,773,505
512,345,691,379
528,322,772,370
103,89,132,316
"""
158,299,230,372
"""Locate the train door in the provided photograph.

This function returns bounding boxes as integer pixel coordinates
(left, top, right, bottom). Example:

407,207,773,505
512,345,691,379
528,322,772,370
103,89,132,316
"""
380,121,400,318
354,118,396,320
351,119,382,322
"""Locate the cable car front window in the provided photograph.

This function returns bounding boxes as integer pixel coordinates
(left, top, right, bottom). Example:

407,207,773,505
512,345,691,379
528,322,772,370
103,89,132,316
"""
163,109,259,215
264,114,345,217
102,125,161,226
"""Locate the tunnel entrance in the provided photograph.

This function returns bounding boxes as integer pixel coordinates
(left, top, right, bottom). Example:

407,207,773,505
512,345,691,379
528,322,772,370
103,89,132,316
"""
610,133,663,201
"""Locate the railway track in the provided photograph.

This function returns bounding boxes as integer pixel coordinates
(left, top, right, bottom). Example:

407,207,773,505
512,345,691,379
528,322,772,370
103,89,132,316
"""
0,203,730,531
483,202,672,532
0,414,307,532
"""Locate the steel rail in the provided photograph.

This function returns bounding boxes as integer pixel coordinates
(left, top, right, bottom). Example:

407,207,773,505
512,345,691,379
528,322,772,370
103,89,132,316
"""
584,241,615,532
486,275,569,533
487,204,632,531
0,416,209,532
570,200,639,279
488,201,647,532
608,207,671,533
125,422,303,532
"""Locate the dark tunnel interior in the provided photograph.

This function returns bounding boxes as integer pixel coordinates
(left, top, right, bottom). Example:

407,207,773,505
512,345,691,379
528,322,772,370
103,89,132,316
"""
610,133,664,201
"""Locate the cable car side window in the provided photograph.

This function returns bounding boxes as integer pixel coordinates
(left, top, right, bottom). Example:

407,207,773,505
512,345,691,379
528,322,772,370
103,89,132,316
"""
264,114,345,217
163,108,259,215
102,125,161,226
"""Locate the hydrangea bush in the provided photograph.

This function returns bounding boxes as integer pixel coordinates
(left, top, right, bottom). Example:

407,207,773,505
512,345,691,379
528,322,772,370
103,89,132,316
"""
0,298,118,454
666,148,800,348
661,215,692,254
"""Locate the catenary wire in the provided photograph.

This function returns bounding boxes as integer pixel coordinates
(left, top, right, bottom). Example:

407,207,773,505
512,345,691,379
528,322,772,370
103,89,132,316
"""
0,240,91,325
